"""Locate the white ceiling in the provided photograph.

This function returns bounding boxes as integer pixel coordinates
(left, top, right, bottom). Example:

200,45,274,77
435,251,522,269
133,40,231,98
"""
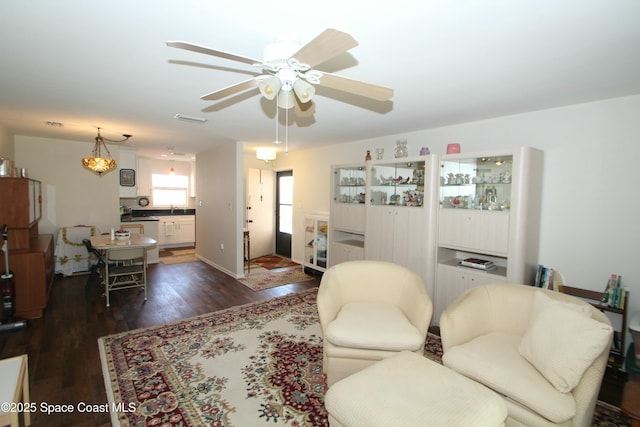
1,0,639,160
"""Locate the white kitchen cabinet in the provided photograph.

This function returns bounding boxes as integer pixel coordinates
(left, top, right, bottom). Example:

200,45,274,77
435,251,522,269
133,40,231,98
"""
158,215,195,248
120,221,159,264
136,157,152,196
434,147,543,323
118,149,137,198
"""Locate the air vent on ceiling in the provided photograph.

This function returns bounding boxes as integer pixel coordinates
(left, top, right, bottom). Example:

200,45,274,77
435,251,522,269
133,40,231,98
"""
173,114,208,124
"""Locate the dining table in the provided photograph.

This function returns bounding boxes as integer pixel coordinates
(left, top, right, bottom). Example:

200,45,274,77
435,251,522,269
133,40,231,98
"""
90,234,157,250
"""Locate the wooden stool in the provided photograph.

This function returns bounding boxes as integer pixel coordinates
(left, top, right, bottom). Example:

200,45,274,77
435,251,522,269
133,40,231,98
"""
621,381,640,427
0,354,31,427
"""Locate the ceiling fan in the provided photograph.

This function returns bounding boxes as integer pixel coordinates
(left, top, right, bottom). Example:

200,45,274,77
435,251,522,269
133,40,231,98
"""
167,28,393,110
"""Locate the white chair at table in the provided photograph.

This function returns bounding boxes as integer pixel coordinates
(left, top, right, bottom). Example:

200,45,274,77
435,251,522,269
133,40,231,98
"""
103,247,147,307
54,225,98,276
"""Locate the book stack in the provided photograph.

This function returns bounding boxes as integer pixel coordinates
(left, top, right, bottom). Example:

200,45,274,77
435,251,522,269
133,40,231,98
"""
534,264,564,291
601,274,626,309
459,258,495,270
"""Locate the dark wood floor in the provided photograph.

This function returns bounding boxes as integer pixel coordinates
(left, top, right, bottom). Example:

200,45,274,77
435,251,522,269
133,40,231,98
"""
0,259,625,426
0,260,319,427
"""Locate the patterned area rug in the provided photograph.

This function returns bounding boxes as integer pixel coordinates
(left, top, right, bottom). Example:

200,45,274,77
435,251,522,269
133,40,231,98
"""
251,254,299,270
98,289,628,427
239,268,315,291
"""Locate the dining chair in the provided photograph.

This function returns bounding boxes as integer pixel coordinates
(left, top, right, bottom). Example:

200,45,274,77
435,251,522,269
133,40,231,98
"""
103,247,147,307
120,223,144,234
82,238,106,295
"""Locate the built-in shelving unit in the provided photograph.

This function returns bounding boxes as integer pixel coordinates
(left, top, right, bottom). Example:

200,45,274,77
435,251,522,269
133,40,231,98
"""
434,147,543,322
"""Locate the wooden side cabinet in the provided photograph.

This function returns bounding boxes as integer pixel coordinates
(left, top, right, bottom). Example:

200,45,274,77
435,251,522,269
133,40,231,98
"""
0,234,54,320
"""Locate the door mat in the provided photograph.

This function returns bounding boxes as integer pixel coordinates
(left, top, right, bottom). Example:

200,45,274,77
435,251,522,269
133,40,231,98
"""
251,254,299,270
239,268,315,291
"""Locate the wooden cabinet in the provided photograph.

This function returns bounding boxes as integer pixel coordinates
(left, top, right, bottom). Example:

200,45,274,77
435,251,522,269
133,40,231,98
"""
0,234,54,320
0,178,41,250
0,178,52,319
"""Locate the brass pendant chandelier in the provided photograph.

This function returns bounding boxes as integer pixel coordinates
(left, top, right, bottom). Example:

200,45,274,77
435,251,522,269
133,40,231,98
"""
82,128,132,176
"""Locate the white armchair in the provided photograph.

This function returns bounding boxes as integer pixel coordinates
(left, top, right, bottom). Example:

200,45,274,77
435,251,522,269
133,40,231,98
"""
317,260,432,385
440,283,613,427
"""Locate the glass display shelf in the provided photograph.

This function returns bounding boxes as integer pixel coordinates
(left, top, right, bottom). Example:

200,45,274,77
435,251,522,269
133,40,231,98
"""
369,160,426,207
304,216,328,271
333,165,366,205
440,154,513,210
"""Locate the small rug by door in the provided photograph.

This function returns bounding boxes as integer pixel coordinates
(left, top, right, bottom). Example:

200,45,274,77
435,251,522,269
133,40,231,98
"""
98,289,628,427
159,247,198,264
239,268,315,291
251,254,299,270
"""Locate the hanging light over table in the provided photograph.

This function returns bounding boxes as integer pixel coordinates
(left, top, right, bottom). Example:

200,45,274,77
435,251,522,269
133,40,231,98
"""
82,127,132,176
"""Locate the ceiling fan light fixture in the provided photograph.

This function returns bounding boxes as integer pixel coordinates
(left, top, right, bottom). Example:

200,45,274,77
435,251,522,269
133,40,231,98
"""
277,90,295,109
293,79,315,103
258,76,282,100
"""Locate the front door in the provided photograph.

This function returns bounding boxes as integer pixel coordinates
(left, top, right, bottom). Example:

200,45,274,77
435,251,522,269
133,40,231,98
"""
246,168,275,259
275,170,293,258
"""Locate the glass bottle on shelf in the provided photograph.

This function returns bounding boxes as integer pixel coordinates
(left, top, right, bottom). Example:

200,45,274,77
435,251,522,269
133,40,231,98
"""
440,155,513,210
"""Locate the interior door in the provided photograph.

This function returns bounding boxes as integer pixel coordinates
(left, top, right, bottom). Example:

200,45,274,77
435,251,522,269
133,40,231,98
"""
246,168,275,259
275,170,293,258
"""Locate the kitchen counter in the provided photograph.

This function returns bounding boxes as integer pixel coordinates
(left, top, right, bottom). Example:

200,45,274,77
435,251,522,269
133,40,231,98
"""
121,209,196,222
121,216,160,222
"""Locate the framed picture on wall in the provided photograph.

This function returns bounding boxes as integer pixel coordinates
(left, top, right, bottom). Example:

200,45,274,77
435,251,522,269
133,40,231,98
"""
120,169,135,187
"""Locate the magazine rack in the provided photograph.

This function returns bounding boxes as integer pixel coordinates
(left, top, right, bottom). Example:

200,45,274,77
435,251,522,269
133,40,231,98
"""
560,285,628,369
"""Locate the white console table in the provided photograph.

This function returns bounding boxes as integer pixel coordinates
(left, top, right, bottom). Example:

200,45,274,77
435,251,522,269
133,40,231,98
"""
0,354,31,427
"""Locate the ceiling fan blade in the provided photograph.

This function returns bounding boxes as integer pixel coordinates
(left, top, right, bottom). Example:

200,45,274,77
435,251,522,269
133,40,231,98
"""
318,72,394,101
167,41,262,66
291,29,358,68
201,78,258,101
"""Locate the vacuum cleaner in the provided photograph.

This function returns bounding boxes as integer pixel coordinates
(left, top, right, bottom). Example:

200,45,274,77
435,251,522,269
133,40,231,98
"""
0,224,28,332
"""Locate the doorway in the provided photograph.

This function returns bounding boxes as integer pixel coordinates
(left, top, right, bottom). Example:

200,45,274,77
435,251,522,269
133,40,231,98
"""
246,168,275,259
275,170,293,258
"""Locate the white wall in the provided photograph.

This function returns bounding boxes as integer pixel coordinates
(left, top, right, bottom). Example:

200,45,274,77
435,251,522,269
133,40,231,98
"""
10,95,640,345
15,135,121,235
278,94,640,345
0,124,13,160
195,142,243,276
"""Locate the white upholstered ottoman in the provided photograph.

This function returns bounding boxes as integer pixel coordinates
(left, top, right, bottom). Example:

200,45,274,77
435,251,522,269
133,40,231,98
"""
324,351,507,427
